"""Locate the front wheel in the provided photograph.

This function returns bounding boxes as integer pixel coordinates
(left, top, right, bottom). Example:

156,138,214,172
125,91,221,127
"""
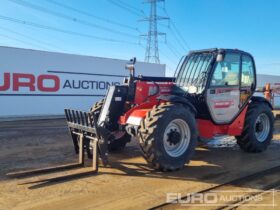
138,103,198,171
236,103,274,153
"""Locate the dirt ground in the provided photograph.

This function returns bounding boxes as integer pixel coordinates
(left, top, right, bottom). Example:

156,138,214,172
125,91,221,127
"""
0,119,279,210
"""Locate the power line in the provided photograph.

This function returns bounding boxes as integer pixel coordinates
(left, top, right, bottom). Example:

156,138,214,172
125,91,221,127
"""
169,27,188,52
107,0,144,17
158,22,187,53
160,50,178,66
170,21,191,50
8,0,138,39
161,6,191,50
0,33,50,50
45,0,138,31
116,0,146,16
0,15,139,45
0,25,67,52
165,41,181,58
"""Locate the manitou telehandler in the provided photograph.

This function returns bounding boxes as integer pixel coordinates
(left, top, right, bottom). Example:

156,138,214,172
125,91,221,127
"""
65,48,274,172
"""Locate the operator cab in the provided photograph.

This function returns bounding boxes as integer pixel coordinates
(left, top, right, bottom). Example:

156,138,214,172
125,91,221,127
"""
175,49,256,124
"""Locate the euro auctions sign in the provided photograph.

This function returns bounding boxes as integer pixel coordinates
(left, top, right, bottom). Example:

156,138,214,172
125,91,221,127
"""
0,72,60,92
0,71,121,96
0,47,165,117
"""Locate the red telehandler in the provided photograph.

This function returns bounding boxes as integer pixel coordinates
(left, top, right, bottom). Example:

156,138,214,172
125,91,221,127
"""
64,48,274,172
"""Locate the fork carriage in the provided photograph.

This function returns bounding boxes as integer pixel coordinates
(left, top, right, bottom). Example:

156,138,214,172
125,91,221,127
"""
64,109,110,172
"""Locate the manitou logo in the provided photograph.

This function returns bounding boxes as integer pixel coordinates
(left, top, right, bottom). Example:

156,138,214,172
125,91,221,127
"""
0,73,60,92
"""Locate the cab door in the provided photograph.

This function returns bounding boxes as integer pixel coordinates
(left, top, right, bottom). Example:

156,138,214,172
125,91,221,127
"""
206,53,241,124
240,54,256,107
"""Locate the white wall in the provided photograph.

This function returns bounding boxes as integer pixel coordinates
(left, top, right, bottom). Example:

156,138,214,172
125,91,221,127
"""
257,74,280,87
0,46,165,118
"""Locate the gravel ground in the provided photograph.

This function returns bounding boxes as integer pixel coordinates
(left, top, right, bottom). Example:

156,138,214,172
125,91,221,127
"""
0,119,279,210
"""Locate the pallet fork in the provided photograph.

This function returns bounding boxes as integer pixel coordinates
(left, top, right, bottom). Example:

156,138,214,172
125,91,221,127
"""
64,108,110,172
7,109,108,178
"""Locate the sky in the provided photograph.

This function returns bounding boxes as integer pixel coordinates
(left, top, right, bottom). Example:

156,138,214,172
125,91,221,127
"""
0,0,279,76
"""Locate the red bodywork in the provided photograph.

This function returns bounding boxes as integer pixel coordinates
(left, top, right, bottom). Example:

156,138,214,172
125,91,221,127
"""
197,106,248,138
120,81,247,139
134,81,174,104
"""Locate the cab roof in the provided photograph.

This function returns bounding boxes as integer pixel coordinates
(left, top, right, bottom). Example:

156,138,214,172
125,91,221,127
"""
189,48,252,56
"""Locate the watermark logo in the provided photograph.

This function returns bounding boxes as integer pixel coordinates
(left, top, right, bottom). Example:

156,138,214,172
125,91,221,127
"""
166,190,277,207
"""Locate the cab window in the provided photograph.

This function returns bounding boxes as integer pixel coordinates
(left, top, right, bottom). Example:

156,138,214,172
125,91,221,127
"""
211,53,240,86
241,55,255,87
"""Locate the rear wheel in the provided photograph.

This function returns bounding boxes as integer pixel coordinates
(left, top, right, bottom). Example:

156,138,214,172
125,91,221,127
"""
138,102,197,171
236,103,274,153
90,99,131,152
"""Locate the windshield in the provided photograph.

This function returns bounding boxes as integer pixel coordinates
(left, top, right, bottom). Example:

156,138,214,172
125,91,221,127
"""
176,53,214,93
174,55,186,77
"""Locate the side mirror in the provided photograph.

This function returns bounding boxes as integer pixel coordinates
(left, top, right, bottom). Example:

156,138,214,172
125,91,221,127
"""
125,57,136,77
216,53,224,62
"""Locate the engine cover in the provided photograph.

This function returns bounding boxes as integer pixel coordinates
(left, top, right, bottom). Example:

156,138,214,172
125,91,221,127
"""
134,81,174,105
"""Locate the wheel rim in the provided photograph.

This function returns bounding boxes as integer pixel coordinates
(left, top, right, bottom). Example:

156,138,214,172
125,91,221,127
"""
254,113,270,142
163,119,191,157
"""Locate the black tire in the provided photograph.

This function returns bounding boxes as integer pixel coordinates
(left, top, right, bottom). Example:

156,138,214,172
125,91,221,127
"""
90,99,131,152
108,133,131,152
236,102,274,153
138,102,198,171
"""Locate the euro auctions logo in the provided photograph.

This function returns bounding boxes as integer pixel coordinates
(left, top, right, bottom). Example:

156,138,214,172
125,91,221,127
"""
166,190,277,207
0,72,60,92
0,71,122,95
